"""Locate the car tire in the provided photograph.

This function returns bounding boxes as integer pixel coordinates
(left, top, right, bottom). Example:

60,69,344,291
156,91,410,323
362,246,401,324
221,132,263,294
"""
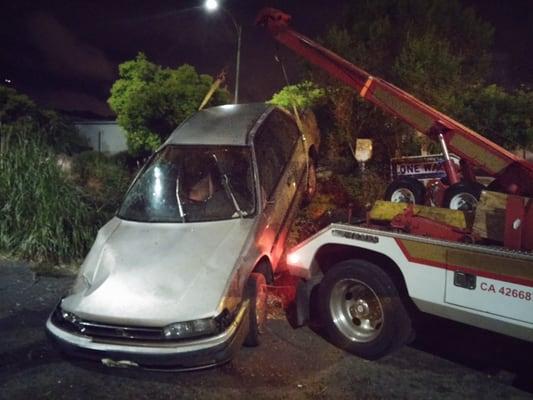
384,177,426,204
442,181,484,211
318,259,412,360
243,272,268,347
302,158,317,206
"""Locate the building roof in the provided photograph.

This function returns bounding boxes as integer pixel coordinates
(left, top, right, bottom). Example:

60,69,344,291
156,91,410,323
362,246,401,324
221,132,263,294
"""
164,103,273,147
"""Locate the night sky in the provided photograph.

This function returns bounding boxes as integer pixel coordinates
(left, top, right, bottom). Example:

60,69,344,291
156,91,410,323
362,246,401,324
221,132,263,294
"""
1,0,532,118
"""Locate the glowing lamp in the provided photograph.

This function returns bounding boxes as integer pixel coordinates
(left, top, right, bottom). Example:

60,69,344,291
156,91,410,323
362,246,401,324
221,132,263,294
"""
204,0,218,11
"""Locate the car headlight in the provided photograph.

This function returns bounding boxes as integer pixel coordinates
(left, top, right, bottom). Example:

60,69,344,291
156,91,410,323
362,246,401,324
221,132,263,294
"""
163,318,219,339
51,303,81,328
60,309,80,324
163,309,234,340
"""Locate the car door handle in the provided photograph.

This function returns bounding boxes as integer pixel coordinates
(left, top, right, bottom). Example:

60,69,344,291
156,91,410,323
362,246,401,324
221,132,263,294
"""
287,175,295,187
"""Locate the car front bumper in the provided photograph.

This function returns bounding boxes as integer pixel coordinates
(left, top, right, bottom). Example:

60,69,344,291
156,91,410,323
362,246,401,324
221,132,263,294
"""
46,302,249,370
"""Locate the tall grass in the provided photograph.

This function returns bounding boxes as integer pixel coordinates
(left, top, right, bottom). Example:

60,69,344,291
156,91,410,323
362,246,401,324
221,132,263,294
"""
72,151,131,223
0,133,97,263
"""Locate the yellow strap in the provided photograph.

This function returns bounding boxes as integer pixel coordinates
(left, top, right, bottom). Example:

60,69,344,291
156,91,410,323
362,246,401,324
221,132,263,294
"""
360,76,374,98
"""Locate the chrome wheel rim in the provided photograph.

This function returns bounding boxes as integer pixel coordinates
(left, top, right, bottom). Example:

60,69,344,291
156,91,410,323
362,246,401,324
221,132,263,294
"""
449,193,478,210
329,279,383,342
390,188,415,203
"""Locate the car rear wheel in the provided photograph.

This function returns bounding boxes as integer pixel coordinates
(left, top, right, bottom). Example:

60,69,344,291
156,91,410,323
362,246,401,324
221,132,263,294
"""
302,158,317,205
318,260,412,359
243,272,267,347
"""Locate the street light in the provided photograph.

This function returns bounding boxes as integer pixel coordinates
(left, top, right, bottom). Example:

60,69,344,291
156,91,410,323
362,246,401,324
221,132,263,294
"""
204,0,218,11
204,0,242,104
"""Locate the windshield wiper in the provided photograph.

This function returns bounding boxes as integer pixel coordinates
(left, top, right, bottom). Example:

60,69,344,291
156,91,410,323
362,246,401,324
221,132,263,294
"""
212,154,244,218
175,176,186,222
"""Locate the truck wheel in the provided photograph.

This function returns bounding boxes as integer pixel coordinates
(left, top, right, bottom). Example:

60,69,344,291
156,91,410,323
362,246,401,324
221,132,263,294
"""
443,181,484,211
384,177,425,204
318,260,412,360
243,272,268,347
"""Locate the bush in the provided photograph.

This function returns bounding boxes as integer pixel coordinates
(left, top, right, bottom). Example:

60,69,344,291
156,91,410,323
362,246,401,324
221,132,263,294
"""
0,135,97,263
338,169,388,209
72,151,132,223
288,169,388,246
1,85,88,154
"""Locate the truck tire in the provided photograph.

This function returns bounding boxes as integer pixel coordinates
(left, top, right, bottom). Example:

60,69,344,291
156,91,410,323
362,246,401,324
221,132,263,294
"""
243,272,267,347
443,181,484,211
384,177,425,204
318,259,412,360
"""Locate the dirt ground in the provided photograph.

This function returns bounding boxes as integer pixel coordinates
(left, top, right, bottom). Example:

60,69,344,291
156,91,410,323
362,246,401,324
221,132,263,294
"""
1,260,532,400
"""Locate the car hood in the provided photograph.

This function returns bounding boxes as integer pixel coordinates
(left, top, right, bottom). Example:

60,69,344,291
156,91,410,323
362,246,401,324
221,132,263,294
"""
62,217,254,327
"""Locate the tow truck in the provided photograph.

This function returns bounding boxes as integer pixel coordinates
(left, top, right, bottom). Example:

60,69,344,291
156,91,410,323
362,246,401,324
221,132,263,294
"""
257,8,533,211
257,8,533,359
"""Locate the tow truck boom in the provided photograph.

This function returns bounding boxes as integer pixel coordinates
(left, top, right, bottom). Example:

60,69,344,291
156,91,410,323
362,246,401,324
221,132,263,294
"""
257,8,533,197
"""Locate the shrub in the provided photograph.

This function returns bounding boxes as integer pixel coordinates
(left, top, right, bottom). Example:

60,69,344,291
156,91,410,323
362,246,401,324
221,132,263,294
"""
338,169,388,209
1,85,88,154
72,151,132,223
0,134,96,263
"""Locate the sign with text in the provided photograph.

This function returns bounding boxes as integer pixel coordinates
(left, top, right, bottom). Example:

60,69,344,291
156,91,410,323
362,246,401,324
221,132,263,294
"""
391,155,458,180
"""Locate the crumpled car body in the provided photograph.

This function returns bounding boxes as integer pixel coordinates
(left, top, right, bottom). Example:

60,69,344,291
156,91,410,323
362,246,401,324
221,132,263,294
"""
46,103,319,369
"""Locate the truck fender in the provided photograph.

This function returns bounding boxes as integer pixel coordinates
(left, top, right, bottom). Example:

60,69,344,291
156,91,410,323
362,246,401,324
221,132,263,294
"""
288,274,323,328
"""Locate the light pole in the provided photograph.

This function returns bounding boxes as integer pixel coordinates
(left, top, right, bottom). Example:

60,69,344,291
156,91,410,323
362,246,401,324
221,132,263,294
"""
204,0,241,104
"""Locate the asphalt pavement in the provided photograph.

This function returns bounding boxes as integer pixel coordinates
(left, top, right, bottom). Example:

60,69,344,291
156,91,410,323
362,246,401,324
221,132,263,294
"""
1,261,532,399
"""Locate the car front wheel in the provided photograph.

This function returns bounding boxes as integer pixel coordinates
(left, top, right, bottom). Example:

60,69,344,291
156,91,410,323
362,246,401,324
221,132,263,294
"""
243,272,267,347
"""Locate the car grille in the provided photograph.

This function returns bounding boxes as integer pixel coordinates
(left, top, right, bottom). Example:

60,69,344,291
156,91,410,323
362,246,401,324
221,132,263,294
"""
51,307,165,342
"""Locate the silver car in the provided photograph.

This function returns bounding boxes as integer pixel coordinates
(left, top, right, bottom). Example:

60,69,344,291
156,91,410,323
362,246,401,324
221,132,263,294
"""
46,103,319,369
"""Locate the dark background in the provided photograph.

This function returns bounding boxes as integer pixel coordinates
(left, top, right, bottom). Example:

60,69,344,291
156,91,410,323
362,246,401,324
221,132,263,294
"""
1,0,532,117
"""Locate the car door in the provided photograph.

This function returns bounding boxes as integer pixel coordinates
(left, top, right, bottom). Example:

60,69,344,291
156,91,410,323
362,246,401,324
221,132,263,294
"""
253,110,305,267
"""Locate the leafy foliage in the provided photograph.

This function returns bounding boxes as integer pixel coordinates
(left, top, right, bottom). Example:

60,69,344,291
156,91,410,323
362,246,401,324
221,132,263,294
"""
301,0,496,169
72,151,132,222
269,81,326,111
0,134,96,263
108,53,230,155
459,85,533,153
0,89,133,265
0,85,86,154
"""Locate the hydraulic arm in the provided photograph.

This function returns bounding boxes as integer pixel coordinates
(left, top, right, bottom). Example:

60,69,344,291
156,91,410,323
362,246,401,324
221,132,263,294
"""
257,8,533,197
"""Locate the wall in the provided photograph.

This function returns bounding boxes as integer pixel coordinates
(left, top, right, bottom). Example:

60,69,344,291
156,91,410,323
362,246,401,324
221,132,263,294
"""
75,121,128,154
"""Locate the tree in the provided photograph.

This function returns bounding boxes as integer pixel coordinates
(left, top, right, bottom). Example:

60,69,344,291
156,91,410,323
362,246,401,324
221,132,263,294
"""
108,53,230,155
0,85,84,154
460,85,533,155
269,81,326,111
0,85,37,124
301,0,495,167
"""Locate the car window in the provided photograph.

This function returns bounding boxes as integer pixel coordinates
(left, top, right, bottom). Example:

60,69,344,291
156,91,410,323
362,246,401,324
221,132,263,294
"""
254,111,300,198
269,111,300,163
118,145,255,223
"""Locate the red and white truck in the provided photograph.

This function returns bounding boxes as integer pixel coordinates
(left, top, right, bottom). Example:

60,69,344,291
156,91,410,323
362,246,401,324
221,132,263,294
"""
257,8,533,359
285,222,533,359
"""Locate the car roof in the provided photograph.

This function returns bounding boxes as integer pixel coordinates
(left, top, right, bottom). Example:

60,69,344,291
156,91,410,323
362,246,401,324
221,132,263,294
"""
163,103,275,147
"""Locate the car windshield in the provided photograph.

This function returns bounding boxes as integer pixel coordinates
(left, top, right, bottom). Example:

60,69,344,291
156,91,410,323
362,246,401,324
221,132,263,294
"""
118,145,255,223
